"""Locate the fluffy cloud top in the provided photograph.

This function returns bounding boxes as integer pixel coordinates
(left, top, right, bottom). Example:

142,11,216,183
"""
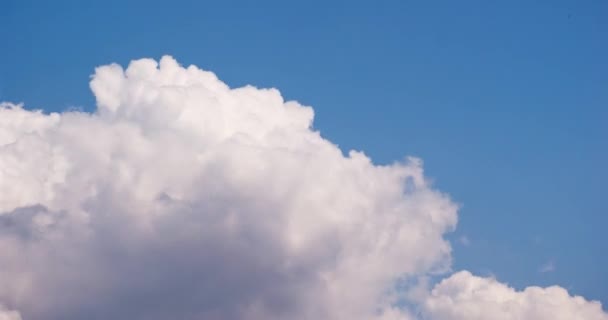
422,271,608,320
0,56,605,320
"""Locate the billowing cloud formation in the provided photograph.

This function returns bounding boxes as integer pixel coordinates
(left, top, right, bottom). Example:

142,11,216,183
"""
422,271,608,320
0,56,605,320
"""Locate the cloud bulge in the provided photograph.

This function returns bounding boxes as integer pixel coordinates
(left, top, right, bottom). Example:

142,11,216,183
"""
0,56,605,320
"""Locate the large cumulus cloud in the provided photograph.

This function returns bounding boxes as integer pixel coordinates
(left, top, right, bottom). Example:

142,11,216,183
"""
0,56,605,320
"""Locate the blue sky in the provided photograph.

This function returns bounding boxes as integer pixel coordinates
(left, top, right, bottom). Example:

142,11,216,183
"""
2,0,607,304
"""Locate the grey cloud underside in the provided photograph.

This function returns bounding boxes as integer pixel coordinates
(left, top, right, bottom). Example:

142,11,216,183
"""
1,205,308,320
0,57,605,320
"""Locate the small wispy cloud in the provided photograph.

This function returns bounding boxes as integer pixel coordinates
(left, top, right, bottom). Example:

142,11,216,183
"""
458,235,471,246
539,260,556,273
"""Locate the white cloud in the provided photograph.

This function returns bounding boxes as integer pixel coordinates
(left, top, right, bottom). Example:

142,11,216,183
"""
0,56,456,320
421,271,608,320
0,305,21,320
0,56,604,320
